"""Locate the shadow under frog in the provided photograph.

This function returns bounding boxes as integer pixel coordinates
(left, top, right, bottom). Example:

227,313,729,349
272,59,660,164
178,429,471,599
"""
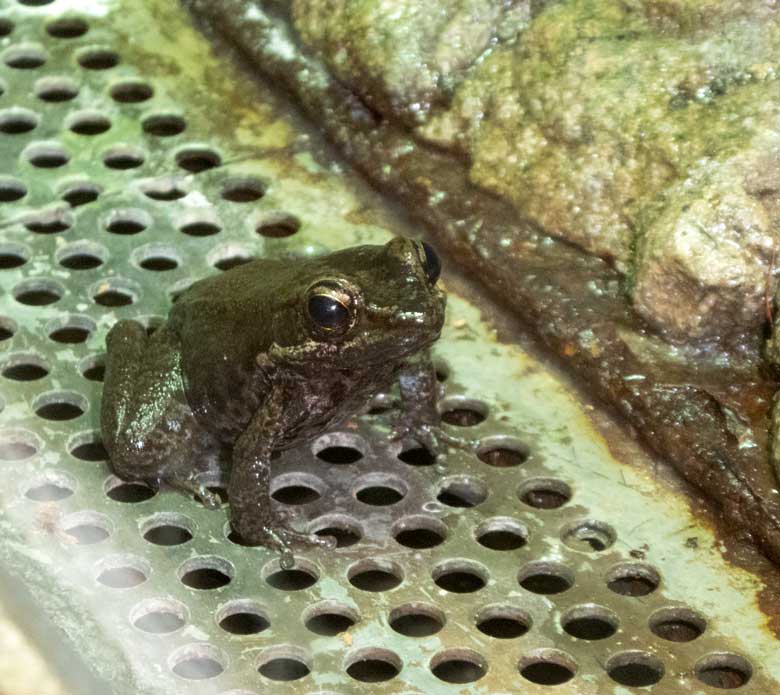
101,236,454,567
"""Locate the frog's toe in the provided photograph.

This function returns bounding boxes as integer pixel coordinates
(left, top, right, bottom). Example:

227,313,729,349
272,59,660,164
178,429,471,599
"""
434,428,479,453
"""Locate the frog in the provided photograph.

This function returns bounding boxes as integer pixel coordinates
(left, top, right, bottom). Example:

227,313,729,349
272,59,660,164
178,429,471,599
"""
101,236,453,566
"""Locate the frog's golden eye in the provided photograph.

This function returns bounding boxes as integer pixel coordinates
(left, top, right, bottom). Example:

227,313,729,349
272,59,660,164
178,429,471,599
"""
306,283,355,335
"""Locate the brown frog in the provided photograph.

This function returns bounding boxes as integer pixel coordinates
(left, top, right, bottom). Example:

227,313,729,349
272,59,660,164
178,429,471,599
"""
101,237,451,565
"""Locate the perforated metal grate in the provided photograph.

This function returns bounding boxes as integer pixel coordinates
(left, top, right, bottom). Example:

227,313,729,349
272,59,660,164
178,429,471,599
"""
0,1,779,694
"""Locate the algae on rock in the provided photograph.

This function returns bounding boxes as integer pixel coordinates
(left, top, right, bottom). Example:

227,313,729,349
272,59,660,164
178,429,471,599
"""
290,0,780,340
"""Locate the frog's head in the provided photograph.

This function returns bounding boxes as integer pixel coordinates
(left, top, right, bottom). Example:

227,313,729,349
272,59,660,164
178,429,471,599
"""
296,236,446,366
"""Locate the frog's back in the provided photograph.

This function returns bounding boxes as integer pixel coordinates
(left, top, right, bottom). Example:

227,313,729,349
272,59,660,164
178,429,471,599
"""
168,257,300,436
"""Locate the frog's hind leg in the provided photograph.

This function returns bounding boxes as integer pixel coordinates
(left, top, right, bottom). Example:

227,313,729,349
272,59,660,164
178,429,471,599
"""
101,319,149,463
101,320,216,490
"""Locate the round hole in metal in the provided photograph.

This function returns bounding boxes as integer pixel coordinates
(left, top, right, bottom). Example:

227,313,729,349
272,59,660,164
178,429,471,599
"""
69,432,106,463
263,558,319,591
221,176,266,202
131,598,187,634
169,644,225,680
57,241,107,270
109,79,153,103
476,605,531,639
142,513,194,546
649,607,706,642
14,279,64,306
430,649,486,684
440,397,488,426
47,315,95,344
179,556,233,590
397,441,437,466
606,562,660,597
60,181,101,207
432,560,488,594
257,647,311,682
0,177,26,202
2,353,49,381
67,110,111,136
308,514,363,548
606,651,664,688
519,649,577,686
518,477,572,509
0,429,39,461
35,76,78,102
24,209,73,234
102,145,145,170
105,477,156,503
80,354,105,382
217,600,270,635
96,555,149,589
23,142,69,168
477,436,529,467
178,215,221,237
0,107,39,134
271,472,324,505
303,601,358,636
46,16,89,39
175,145,221,173
389,603,445,637
142,113,186,137
92,278,138,307
392,515,447,549
475,517,528,550
355,474,407,506
105,208,152,235
140,177,188,201
345,648,400,683
518,561,574,595
695,653,752,689
34,391,87,421
3,45,47,69
561,604,619,640
348,559,403,592
77,46,119,70
25,472,75,502
6,250,41,279
256,212,300,238
561,519,616,553
61,511,112,545
0,317,16,342
437,475,487,508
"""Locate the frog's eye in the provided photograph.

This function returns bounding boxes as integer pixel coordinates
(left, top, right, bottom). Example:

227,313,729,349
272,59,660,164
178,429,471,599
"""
420,241,441,285
307,284,355,335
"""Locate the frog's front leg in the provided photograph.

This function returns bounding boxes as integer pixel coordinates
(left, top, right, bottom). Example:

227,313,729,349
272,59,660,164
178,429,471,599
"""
392,352,476,455
229,384,334,568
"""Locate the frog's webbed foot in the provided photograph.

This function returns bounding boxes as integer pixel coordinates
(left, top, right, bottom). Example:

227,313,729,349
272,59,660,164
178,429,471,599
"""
232,513,336,569
391,418,478,458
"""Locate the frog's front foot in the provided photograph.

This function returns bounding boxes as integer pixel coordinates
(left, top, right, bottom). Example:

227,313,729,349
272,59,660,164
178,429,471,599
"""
168,477,222,510
391,419,478,457
231,510,336,569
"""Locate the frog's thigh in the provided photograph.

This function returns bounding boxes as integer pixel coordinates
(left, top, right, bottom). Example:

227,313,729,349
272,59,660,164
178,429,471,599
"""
102,322,215,482
101,319,148,453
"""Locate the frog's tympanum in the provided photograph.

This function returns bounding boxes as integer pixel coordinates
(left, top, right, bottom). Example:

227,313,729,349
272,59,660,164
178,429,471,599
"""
101,237,448,564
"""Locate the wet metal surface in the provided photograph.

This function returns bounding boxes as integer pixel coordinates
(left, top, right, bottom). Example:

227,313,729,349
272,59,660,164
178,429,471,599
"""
0,1,778,694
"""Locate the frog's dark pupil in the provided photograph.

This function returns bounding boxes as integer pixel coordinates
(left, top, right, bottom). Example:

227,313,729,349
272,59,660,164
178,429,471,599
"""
421,241,441,285
308,294,349,331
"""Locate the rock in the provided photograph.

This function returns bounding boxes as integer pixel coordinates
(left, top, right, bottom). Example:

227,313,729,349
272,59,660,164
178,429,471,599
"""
414,0,780,337
290,0,530,125
633,158,777,340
